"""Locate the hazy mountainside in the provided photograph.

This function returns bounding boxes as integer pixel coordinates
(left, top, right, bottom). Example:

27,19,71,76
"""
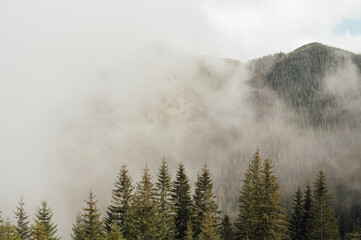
51,42,361,238
249,42,361,128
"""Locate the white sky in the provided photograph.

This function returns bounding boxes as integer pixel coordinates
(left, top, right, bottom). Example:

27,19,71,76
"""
0,0,361,237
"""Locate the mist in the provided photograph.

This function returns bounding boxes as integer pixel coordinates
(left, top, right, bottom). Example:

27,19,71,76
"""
1,1,361,239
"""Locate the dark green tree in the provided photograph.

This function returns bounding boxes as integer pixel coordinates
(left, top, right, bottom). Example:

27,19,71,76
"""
128,166,160,240
105,223,126,240
219,215,233,240
193,165,219,239
105,164,133,237
308,171,339,240
71,213,84,240
156,158,175,240
302,183,312,239
14,196,30,239
34,201,59,240
185,221,193,240
289,186,304,240
235,150,263,239
82,191,104,240
172,163,194,240
259,158,289,240
198,208,220,240
30,221,49,240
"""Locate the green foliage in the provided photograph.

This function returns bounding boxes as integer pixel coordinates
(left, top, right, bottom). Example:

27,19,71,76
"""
219,215,233,240
198,208,220,240
34,201,59,240
185,221,193,240
1,219,22,240
302,183,312,239
289,187,304,240
71,213,85,240
156,159,175,240
82,191,104,240
14,197,30,239
105,164,133,238
128,166,160,240
105,223,126,240
30,221,49,240
308,171,340,240
193,164,219,239
172,163,194,240
236,151,289,240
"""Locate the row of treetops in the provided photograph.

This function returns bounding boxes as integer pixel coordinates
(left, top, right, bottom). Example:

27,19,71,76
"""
1,150,346,240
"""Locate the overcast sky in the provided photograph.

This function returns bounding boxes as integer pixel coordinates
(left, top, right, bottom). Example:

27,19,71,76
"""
0,0,361,237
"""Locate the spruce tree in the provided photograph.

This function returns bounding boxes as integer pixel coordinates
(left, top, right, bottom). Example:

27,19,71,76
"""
30,221,49,240
34,201,59,240
259,158,289,240
290,186,304,240
105,164,133,237
172,163,193,240
220,215,233,240
128,166,160,240
14,196,30,240
185,221,193,240
302,183,312,239
198,208,220,240
71,213,84,240
236,150,263,239
308,170,339,240
82,191,103,240
105,223,126,240
156,158,175,240
1,219,22,240
193,165,219,239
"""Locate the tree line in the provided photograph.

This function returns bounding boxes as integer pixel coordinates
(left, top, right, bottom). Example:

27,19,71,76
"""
1,150,356,239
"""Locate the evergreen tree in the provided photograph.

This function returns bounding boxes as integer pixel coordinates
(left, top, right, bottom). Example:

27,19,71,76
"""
290,186,304,240
302,183,312,239
172,163,193,240
128,166,160,240
308,171,339,240
14,196,30,239
156,158,175,240
193,165,219,239
198,208,220,240
71,213,84,240
82,191,104,240
259,158,289,240
105,164,133,237
185,221,193,240
235,150,263,239
105,223,126,240
34,201,59,240
220,215,233,240
1,219,22,240
30,221,49,240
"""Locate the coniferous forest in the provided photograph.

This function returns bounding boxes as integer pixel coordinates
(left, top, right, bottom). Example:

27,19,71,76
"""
1,150,355,240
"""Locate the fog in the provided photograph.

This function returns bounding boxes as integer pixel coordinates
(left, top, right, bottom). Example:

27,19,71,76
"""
1,1,361,239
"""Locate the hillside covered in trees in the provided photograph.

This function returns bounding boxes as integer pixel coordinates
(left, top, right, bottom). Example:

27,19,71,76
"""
1,151,348,239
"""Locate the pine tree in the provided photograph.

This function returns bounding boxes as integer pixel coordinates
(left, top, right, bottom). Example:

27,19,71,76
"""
289,186,304,240
105,223,126,240
198,208,220,240
308,171,340,240
220,215,233,240
259,158,289,240
71,213,84,240
156,158,175,240
82,191,104,240
34,201,59,240
185,221,193,240
1,219,22,240
172,163,193,240
14,196,30,239
302,183,312,239
105,164,133,237
30,221,49,240
128,166,160,240
236,150,263,239
193,165,219,239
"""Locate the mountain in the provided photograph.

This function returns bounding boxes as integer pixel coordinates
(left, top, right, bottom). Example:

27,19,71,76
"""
249,42,361,128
